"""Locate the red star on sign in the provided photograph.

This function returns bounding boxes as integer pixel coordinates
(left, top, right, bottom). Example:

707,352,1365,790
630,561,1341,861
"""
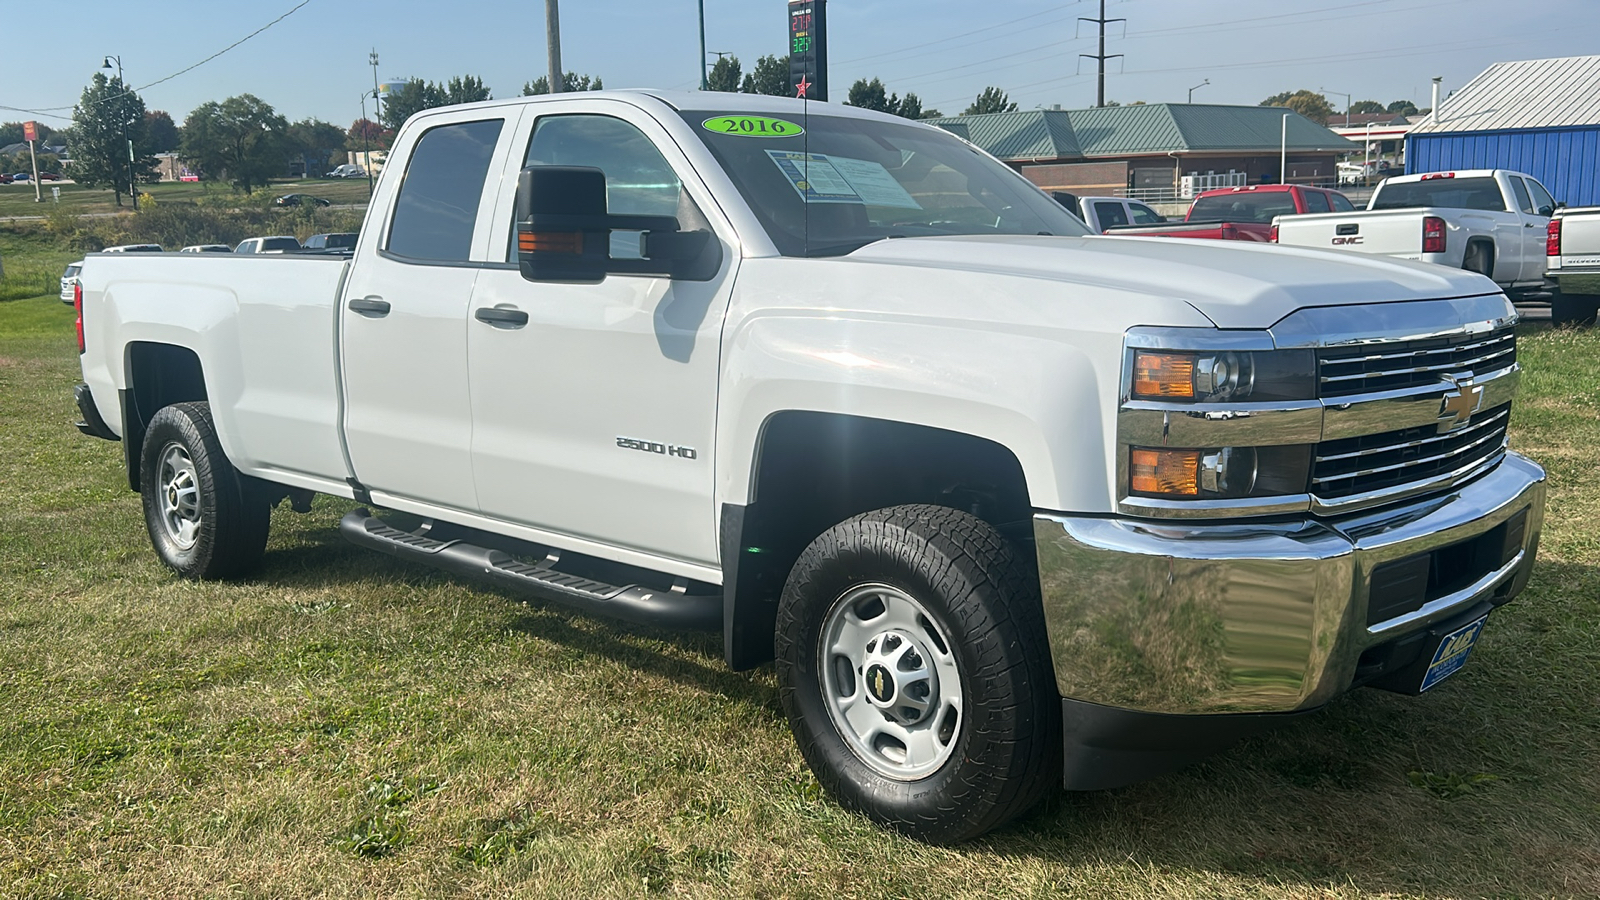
795,75,812,98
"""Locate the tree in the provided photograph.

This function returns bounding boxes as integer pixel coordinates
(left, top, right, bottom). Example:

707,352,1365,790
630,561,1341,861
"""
522,72,604,95
706,56,742,93
442,75,491,105
0,121,56,146
69,73,159,206
379,79,440,131
1349,99,1387,115
288,118,348,176
1259,90,1334,125
741,55,791,96
1386,99,1420,116
144,111,180,153
846,78,895,113
346,118,390,152
963,87,1017,116
898,93,940,120
180,94,290,193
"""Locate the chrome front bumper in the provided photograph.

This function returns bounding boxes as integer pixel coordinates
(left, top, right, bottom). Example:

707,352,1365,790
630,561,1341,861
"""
1033,452,1545,714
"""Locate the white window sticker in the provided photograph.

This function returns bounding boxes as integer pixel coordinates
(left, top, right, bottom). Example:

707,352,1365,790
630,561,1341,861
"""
764,150,923,209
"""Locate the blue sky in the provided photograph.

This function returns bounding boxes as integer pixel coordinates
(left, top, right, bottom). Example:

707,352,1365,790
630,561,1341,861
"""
3,0,1595,129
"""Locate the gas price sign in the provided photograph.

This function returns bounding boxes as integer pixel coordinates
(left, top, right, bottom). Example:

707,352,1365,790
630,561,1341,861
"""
787,0,828,102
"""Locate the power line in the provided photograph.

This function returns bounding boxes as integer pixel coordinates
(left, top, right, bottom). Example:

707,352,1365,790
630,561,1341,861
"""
3,0,313,118
1079,0,1123,108
832,2,1087,67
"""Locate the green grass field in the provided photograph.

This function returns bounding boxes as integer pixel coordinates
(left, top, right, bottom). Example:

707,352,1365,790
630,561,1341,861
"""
0,178,372,219
0,255,1596,897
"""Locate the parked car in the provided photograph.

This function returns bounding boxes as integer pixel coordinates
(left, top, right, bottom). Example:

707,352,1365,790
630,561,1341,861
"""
1106,184,1356,241
36,172,62,182
274,193,331,208
11,173,29,182
1273,169,1557,300
103,244,164,253
180,244,235,254
60,261,83,304
0,174,13,184
326,164,366,179
302,232,358,251
1051,192,1167,232
70,90,1547,843
1544,206,1600,325
234,236,302,254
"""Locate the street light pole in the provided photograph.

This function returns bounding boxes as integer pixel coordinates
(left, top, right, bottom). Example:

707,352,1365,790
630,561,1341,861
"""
1320,87,1352,127
369,50,382,127
546,0,563,93
102,55,136,210
1187,79,1208,104
698,0,708,90
360,91,376,199
1280,112,1289,186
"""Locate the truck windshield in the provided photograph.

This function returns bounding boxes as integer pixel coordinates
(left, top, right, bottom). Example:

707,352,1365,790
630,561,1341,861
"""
1188,192,1298,224
1371,177,1506,212
678,109,1090,256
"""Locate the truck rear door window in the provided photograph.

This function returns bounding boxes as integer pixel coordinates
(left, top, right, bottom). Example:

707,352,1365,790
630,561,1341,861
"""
1509,177,1534,215
1094,201,1129,228
1370,177,1506,212
386,118,504,262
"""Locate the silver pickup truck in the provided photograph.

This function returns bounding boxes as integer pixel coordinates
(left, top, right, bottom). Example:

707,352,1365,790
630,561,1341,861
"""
1546,206,1600,325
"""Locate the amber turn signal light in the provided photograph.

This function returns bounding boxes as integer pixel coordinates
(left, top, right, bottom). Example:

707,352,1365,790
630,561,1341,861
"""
518,230,583,255
1130,448,1200,496
1132,351,1195,399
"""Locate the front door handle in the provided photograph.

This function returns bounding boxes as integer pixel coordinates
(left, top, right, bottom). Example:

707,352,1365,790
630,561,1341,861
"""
474,306,529,329
348,296,391,317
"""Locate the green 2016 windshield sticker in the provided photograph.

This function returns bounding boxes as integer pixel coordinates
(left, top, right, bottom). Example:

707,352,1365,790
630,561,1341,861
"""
702,115,804,138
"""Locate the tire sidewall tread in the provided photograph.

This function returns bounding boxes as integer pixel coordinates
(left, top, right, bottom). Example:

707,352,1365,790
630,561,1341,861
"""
139,401,268,580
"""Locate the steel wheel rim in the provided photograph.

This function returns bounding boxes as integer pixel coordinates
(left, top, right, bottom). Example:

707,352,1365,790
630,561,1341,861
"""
156,441,201,551
819,583,963,781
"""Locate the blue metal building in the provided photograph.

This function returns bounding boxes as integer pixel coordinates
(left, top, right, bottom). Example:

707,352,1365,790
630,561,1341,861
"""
1407,56,1600,206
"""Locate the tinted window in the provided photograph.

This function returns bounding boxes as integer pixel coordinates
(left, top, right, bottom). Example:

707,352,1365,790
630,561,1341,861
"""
261,237,301,252
518,115,683,260
1509,177,1534,215
1331,193,1356,212
1188,192,1299,223
388,118,504,261
1094,201,1129,228
1129,203,1164,225
1525,178,1556,216
1303,191,1331,214
1370,177,1506,212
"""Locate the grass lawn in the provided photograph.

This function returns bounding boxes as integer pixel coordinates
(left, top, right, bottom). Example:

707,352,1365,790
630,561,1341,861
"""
0,179,372,219
0,281,1596,896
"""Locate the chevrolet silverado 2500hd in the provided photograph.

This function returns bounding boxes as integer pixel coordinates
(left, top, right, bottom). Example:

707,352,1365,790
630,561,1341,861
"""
71,92,1546,843
1545,206,1600,325
1273,169,1558,300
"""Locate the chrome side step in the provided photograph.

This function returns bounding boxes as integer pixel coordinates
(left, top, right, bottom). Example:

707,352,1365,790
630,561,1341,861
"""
338,510,721,631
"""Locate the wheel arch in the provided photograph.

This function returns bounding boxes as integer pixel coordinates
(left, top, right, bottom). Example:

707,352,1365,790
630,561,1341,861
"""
122,342,209,491
721,410,1038,670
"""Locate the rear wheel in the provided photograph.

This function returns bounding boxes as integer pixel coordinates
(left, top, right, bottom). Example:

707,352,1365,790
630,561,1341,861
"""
140,402,270,579
1552,289,1600,327
1463,241,1494,278
775,505,1060,843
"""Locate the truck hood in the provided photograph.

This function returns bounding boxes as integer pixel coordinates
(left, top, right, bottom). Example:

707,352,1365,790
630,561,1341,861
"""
845,234,1499,329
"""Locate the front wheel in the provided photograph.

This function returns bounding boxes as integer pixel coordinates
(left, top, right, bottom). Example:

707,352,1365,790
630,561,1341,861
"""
140,402,270,579
775,505,1060,843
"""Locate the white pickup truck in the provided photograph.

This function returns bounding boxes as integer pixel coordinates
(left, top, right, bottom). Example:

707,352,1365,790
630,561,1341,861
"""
1546,206,1600,325
1273,169,1558,301
71,91,1546,842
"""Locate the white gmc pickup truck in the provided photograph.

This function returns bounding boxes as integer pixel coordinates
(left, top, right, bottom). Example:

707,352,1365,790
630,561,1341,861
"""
71,91,1546,842
1273,169,1558,301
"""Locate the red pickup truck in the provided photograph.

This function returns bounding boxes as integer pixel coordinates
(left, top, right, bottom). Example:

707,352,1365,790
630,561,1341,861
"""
1106,184,1357,241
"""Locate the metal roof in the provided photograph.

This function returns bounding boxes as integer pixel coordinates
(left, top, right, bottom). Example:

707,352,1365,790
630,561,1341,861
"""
926,103,1354,161
1410,55,1600,135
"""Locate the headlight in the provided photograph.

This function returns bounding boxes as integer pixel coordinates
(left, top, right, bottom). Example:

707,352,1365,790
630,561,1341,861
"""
1131,349,1316,403
1129,445,1311,500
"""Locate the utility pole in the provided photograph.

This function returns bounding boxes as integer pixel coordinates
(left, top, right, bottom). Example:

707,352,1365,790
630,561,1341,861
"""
369,50,382,125
1079,0,1123,108
546,0,564,93
698,0,708,90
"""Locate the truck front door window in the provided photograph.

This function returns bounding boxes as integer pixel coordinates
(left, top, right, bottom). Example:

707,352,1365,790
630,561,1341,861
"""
516,114,683,261
387,118,504,262
1303,191,1331,214
1525,178,1556,217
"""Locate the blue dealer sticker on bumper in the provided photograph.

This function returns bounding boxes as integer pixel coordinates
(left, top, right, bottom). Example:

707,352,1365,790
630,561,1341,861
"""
1420,617,1488,691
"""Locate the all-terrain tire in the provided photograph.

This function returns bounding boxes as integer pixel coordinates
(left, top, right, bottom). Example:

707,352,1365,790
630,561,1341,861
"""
139,401,269,579
775,504,1060,843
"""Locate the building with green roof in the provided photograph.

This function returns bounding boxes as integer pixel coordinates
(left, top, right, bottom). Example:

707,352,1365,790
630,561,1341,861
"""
927,103,1356,199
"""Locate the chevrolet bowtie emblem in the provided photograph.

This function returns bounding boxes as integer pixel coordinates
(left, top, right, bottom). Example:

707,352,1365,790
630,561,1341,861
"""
1437,374,1485,432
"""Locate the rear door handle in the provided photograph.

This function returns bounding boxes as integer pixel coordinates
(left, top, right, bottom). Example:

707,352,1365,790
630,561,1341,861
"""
347,297,391,317
474,306,529,329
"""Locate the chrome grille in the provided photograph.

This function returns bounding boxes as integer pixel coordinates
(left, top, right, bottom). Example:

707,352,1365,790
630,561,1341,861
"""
1312,403,1510,500
1317,328,1516,398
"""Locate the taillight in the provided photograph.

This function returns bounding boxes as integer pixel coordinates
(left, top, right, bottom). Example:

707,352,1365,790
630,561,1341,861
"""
1220,223,1237,240
1547,219,1562,257
1422,216,1447,254
1270,223,1279,242
74,282,84,354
